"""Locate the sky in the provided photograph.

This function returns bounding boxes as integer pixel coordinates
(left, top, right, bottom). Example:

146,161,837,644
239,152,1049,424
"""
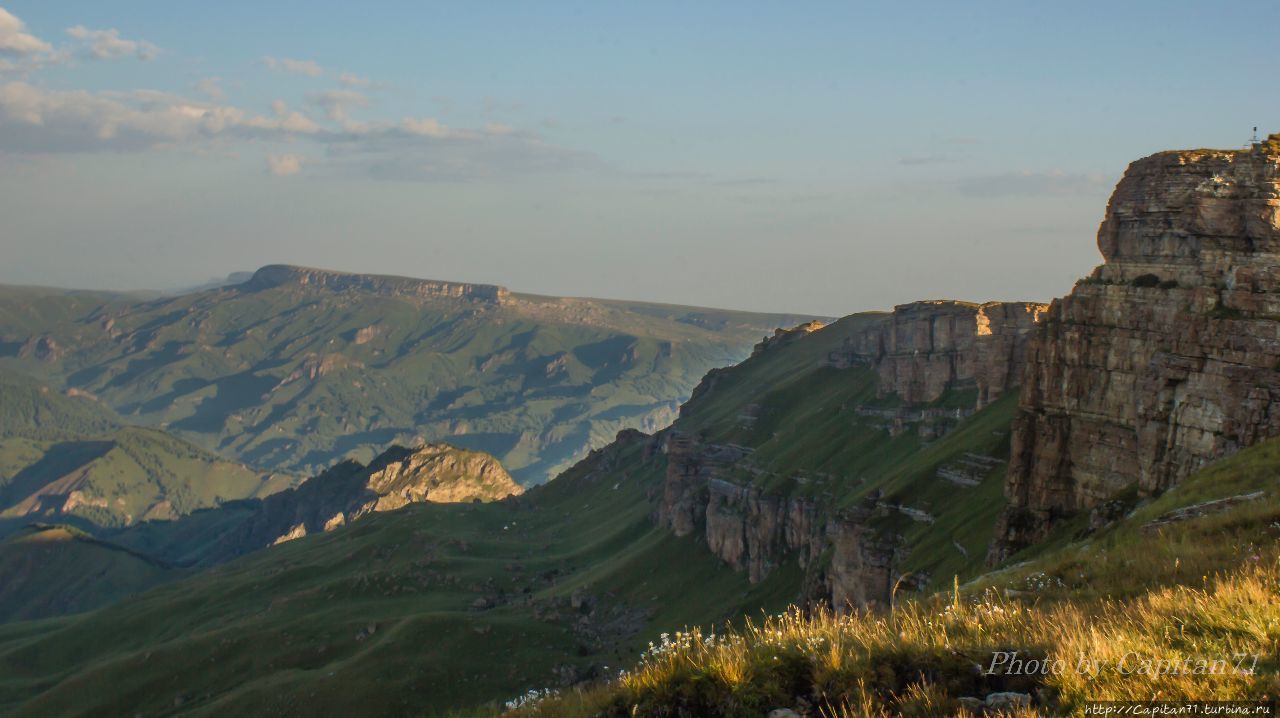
1,2,1277,316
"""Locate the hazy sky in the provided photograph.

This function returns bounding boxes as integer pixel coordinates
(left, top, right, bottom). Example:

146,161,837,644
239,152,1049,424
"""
2,1,1277,316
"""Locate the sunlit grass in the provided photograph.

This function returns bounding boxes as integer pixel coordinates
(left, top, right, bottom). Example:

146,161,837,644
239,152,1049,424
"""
503,555,1280,717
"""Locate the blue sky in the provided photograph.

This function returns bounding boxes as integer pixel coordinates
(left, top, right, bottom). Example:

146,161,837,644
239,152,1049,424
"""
1,1,1277,315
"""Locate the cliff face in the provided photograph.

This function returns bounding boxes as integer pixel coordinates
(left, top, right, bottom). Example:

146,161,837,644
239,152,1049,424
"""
655,431,902,610
241,264,510,303
833,300,1046,408
214,443,521,559
991,138,1280,561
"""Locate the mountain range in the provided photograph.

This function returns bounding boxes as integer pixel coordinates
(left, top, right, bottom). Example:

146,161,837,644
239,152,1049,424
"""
0,266,816,486
1,134,1278,715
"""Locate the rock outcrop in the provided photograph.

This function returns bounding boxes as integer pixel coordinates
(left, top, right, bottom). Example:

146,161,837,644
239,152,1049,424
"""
831,301,1046,409
241,264,509,303
655,432,902,611
752,321,827,357
212,443,521,560
990,136,1280,561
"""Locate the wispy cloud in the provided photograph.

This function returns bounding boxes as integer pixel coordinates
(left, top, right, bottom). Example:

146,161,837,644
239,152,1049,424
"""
955,170,1109,198
0,82,319,153
309,89,368,122
0,81,597,181
0,7,50,56
263,56,322,77
0,9,595,183
898,154,953,166
194,77,224,101
337,72,369,88
66,25,158,61
266,153,303,176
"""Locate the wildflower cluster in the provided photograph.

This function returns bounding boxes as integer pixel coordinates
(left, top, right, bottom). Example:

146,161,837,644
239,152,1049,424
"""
503,687,557,711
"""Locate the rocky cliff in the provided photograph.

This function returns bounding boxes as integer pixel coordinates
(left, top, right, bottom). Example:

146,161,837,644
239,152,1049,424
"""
831,301,1046,409
655,431,904,610
990,135,1280,561
211,443,521,559
241,264,510,303
651,309,1039,610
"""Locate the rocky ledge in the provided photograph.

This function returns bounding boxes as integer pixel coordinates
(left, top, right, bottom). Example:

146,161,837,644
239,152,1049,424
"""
240,264,510,303
990,135,1280,561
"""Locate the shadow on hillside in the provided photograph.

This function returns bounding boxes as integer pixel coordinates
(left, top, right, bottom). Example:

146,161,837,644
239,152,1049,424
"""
0,440,114,514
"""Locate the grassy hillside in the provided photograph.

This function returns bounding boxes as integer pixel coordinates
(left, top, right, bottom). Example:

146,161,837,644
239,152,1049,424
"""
0,526,180,624
0,438,797,717
0,372,293,535
4,384,1275,716
0,312,1035,716
668,313,1018,588
0,269,818,484
505,437,1280,717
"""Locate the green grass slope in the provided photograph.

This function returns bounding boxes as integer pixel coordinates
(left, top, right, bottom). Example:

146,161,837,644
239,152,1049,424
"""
669,313,1019,588
505,437,1280,718
0,269,818,484
0,311,1030,716
0,371,294,535
0,525,179,624
0,438,796,717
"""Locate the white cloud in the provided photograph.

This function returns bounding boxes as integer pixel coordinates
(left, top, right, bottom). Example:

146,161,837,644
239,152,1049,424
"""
0,7,50,56
0,81,319,153
263,56,322,77
0,81,596,181
337,72,369,88
194,78,224,101
309,89,368,122
266,153,302,176
398,117,452,138
66,25,158,61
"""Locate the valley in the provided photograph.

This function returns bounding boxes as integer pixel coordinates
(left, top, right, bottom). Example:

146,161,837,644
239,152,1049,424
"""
1,134,1278,716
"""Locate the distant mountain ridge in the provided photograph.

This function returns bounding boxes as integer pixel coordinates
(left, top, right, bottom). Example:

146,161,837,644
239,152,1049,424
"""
0,266,818,483
239,264,510,302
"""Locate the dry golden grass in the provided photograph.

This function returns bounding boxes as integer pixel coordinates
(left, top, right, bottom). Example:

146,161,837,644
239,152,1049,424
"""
502,555,1280,717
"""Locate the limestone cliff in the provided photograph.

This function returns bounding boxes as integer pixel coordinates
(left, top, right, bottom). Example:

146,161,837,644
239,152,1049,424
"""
652,311,1039,610
655,431,902,610
212,443,521,559
831,301,1046,409
990,136,1280,561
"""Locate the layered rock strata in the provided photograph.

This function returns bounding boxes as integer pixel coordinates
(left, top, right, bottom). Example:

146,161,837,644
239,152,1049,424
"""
655,431,903,610
990,137,1280,561
831,301,1046,409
